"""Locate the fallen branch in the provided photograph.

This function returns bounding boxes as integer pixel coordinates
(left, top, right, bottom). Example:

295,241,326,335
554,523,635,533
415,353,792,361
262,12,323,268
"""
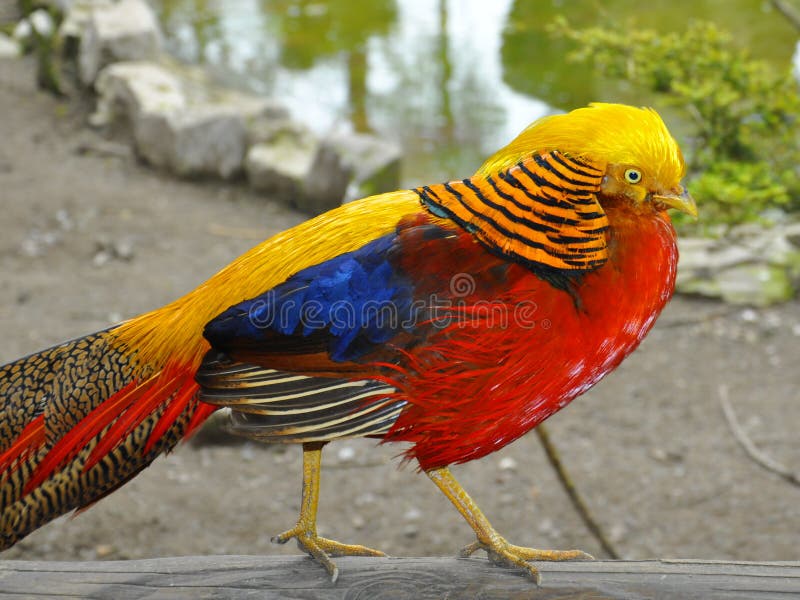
535,424,620,559
719,384,800,487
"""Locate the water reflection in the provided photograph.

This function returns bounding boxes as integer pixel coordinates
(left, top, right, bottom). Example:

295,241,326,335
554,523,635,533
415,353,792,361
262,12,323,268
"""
259,0,396,132
153,0,797,185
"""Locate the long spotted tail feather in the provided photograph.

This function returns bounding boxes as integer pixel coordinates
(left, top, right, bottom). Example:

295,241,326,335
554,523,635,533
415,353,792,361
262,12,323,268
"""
0,330,215,550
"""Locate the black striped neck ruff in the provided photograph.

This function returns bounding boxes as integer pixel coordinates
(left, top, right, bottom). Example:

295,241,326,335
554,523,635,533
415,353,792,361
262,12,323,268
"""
416,151,610,273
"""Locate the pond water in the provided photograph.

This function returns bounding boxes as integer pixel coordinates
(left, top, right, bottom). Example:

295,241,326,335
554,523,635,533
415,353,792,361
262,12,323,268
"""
152,0,797,186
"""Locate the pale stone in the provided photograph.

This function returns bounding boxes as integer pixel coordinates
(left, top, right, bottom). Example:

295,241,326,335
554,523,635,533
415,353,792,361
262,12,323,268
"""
245,138,316,201
137,105,248,179
316,131,402,201
79,0,163,86
247,116,312,148
91,61,186,128
93,61,259,179
214,89,290,130
60,0,114,40
714,264,794,307
293,131,401,215
13,19,32,42
301,141,352,214
0,34,20,59
498,456,518,471
29,9,55,37
676,223,800,305
782,221,800,248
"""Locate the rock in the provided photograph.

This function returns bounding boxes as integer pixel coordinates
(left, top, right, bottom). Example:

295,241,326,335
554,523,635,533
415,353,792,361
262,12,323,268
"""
676,243,755,289
0,34,20,59
677,220,800,306
784,222,800,248
92,61,186,128
498,456,518,471
738,227,800,268
336,445,355,462
79,0,163,86
60,0,115,41
94,544,115,559
137,105,248,179
93,61,273,179
403,507,421,521
242,115,317,204
246,115,310,147
245,136,317,204
301,141,352,214
314,131,402,202
20,229,61,258
92,236,135,267
216,90,290,137
13,19,33,43
679,263,794,307
290,131,402,215
29,9,55,37
402,524,419,538
717,265,794,306
339,132,403,199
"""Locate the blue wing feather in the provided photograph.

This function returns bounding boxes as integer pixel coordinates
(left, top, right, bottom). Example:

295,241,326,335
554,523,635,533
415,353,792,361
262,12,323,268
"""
204,232,419,362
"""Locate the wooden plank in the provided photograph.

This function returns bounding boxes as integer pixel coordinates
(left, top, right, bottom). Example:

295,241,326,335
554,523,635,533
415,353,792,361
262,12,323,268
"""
0,557,797,599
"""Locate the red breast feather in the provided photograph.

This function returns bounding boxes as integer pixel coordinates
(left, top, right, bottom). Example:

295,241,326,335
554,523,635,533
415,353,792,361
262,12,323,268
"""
384,205,678,470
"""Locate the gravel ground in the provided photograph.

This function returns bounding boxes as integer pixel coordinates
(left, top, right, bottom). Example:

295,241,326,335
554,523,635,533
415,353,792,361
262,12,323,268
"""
1,55,798,567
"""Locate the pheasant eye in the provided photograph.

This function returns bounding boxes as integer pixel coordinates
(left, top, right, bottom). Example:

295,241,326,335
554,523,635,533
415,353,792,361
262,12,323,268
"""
624,168,642,184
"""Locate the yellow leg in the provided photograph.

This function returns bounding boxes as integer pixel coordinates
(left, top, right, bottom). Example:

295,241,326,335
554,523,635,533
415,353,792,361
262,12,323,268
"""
426,466,592,583
272,442,385,582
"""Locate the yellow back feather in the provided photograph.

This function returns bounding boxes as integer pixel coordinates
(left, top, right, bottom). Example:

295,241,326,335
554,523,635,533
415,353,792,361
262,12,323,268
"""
478,103,685,187
114,103,683,370
113,190,421,368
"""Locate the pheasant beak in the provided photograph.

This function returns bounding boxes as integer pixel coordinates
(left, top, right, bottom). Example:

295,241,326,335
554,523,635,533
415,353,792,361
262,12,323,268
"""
652,188,698,219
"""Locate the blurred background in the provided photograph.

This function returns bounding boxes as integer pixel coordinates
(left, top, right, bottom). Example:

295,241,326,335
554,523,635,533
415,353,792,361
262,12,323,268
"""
150,0,799,185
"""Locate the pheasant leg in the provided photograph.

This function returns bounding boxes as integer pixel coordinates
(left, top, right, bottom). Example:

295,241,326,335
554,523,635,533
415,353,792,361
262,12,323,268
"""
426,466,592,584
272,442,385,582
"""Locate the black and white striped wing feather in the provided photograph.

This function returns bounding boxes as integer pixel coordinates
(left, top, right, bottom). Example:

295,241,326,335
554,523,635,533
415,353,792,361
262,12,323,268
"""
196,353,404,443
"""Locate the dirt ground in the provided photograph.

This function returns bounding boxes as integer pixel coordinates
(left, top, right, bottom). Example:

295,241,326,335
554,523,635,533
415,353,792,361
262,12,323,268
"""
0,55,798,567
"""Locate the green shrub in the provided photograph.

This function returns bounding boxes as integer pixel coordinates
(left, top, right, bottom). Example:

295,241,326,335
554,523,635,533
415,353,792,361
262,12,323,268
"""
548,18,800,228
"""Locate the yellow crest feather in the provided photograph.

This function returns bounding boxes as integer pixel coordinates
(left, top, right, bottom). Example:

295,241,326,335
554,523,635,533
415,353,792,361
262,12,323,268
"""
478,103,685,188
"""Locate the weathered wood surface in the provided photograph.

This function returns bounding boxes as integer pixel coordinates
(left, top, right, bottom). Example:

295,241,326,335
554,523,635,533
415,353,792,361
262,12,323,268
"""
0,556,797,599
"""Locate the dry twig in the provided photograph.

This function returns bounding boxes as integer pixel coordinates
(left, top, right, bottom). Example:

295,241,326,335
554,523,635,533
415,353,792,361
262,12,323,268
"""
719,385,800,487
536,424,620,558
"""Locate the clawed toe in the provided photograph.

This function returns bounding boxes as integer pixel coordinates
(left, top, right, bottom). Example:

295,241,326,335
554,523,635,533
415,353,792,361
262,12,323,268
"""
428,467,594,585
459,536,593,583
272,527,385,582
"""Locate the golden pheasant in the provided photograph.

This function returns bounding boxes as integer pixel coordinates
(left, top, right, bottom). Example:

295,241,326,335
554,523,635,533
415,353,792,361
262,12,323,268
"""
0,103,696,583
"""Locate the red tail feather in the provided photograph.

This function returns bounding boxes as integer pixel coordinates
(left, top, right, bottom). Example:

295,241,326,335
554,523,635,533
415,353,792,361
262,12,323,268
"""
0,415,46,477
24,378,151,495
83,371,180,472
143,376,198,455
185,401,218,439
24,364,212,495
